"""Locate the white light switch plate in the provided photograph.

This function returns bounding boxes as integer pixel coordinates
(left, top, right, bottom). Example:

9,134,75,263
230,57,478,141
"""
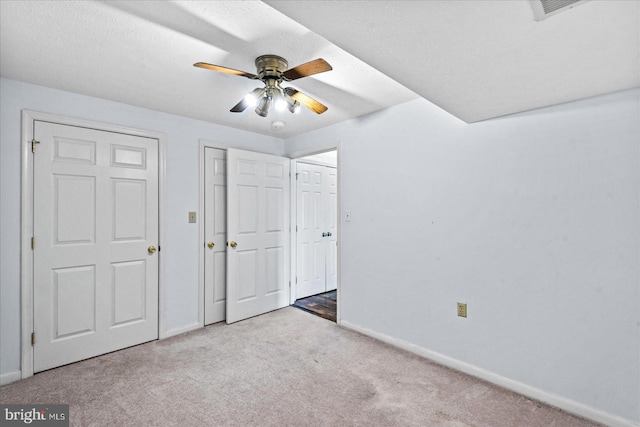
345,210,351,222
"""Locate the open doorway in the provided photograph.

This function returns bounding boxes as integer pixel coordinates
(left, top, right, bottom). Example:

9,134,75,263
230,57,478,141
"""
290,150,338,322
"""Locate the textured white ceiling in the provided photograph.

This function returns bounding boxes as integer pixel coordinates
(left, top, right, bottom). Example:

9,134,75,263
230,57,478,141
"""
0,1,417,138
1,1,637,138
267,0,640,122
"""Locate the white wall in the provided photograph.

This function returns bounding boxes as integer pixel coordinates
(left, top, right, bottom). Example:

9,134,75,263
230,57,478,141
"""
298,150,337,167
286,89,640,424
2,77,638,424
0,78,284,378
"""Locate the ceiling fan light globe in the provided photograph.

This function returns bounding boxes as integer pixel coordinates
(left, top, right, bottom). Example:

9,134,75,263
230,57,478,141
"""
275,98,287,111
256,96,271,117
245,93,258,108
288,101,301,114
244,88,263,108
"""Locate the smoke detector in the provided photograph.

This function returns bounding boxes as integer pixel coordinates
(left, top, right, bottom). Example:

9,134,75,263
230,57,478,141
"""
271,120,285,131
530,0,589,21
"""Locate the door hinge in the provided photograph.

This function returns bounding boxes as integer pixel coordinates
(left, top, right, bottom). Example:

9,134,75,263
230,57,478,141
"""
288,281,291,288
296,225,298,232
295,276,298,284
31,332,35,346
295,173,300,180
31,237,35,250
30,139,40,153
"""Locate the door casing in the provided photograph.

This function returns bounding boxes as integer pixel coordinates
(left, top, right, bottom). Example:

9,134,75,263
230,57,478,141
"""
20,110,167,379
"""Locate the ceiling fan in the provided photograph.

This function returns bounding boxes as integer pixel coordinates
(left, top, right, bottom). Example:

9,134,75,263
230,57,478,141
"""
194,55,332,117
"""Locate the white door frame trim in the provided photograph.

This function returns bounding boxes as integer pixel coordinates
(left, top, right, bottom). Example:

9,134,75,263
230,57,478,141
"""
20,110,167,379
288,144,341,324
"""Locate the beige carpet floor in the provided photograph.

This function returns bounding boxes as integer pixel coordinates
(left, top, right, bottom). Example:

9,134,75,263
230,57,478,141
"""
1,307,600,426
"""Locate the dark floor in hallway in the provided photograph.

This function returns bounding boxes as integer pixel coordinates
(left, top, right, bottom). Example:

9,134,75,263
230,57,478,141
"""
292,290,336,322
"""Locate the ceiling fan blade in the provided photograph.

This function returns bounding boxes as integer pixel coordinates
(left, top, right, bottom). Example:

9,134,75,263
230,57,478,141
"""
284,87,328,114
194,62,258,79
283,58,332,81
230,98,248,113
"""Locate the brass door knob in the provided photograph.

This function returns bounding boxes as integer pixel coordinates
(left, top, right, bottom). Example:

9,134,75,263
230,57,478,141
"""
207,241,215,249
148,246,156,254
230,241,237,248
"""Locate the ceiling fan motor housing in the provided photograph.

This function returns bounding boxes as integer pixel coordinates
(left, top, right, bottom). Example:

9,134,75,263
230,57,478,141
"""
255,55,288,80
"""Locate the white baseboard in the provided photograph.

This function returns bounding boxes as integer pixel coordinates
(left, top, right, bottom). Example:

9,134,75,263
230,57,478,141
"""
0,371,22,386
162,322,201,339
340,320,638,427
2,322,203,386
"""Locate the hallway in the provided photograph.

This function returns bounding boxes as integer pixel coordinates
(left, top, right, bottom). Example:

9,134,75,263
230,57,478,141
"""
292,290,336,322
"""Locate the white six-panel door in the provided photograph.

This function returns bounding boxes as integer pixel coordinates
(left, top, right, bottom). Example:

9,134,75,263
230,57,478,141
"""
296,163,326,298
296,162,337,299
204,147,227,325
226,148,290,324
33,121,159,372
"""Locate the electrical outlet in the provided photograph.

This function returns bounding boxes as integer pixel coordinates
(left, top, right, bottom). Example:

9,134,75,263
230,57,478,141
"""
457,302,467,318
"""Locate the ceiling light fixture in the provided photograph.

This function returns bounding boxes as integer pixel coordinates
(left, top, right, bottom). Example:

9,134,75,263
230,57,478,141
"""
195,55,332,117
247,80,304,118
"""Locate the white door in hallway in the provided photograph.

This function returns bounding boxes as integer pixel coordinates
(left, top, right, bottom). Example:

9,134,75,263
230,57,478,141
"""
33,121,159,373
226,148,290,324
204,147,227,325
296,162,337,299
296,162,325,297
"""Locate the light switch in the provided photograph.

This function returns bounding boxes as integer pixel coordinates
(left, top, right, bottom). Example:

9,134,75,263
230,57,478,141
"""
188,212,197,223
345,210,352,222
457,303,467,318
